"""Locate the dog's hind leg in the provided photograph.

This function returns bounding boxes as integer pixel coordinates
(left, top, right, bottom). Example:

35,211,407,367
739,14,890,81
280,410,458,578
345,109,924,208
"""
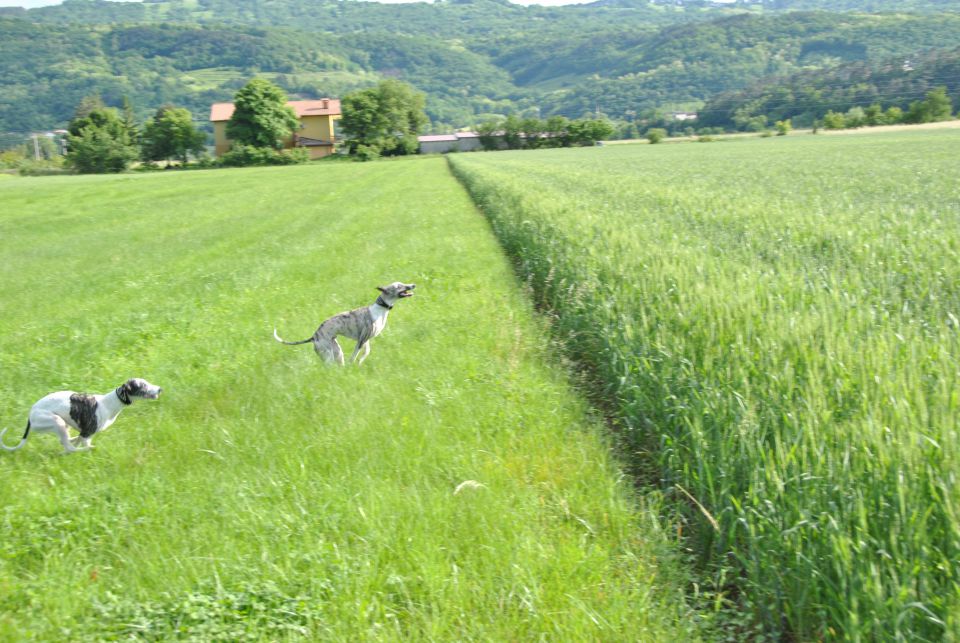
30,413,82,453
331,339,346,366
314,337,345,366
52,417,85,453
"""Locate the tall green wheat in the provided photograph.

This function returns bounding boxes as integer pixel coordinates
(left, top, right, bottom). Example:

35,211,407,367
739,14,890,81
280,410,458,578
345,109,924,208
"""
450,131,960,641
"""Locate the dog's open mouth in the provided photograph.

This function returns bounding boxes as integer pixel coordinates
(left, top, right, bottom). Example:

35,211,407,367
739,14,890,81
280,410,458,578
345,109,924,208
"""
400,287,415,298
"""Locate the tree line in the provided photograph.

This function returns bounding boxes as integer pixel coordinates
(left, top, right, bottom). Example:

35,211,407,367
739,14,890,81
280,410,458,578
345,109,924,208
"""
61,96,207,173
475,115,614,151
1,78,451,174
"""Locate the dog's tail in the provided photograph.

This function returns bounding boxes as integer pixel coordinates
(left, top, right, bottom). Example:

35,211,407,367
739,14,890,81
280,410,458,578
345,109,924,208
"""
273,328,313,346
0,421,30,452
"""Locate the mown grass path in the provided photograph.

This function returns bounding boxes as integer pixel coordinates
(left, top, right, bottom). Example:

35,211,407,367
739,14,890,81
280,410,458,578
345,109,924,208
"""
0,159,700,640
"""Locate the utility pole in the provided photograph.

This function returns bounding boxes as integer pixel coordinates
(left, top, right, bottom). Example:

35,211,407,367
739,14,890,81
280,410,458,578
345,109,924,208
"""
32,133,41,161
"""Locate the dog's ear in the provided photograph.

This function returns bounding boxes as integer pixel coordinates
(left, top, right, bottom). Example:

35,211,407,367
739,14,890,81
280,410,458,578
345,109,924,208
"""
376,286,386,293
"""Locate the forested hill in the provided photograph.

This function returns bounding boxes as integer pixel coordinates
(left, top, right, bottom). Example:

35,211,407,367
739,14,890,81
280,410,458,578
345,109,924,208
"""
1,0,959,134
698,45,960,129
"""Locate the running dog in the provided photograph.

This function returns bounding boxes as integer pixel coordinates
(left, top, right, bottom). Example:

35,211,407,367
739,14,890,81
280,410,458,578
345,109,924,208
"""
1,378,162,454
274,281,415,365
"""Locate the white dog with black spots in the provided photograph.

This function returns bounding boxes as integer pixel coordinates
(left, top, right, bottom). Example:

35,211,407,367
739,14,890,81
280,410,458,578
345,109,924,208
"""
1,378,162,454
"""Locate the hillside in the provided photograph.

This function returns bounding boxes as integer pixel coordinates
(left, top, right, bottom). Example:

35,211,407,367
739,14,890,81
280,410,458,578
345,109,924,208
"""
1,0,959,134
699,45,960,128
525,11,960,117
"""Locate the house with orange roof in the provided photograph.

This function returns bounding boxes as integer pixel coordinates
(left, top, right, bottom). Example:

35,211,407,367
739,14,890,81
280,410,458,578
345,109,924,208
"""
210,98,342,160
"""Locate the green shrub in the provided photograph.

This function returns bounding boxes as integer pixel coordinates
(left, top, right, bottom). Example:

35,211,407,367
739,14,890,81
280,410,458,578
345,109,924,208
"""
218,144,309,167
354,144,381,162
277,147,310,164
844,106,866,128
646,128,667,144
822,110,846,129
885,106,905,124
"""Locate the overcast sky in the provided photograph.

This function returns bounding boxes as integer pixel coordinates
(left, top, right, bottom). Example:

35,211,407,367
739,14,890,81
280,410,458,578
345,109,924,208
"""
0,0,596,7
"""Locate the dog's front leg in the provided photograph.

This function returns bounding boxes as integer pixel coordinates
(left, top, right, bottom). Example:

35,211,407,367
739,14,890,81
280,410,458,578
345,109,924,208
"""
71,435,94,449
353,341,372,365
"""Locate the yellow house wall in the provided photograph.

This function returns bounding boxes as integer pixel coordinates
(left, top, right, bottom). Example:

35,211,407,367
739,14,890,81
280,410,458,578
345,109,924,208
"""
214,114,341,159
299,114,338,142
213,121,230,157
293,114,341,159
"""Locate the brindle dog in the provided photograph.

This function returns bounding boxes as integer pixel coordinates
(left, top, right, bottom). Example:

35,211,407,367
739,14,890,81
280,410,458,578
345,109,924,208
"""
274,282,415,366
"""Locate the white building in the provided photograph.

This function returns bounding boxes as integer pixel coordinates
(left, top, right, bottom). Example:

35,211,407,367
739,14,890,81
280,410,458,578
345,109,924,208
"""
418,131,486,154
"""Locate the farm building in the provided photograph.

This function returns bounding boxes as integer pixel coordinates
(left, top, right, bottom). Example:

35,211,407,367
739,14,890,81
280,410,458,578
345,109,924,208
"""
210,99,342,159
418,131,486,154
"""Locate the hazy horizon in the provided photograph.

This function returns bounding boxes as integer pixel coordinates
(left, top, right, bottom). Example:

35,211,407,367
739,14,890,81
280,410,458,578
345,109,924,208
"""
0,0,599,8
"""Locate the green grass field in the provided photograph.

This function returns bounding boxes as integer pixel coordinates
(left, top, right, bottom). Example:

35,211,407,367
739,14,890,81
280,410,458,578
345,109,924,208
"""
0,161,700,640
449,130,960,641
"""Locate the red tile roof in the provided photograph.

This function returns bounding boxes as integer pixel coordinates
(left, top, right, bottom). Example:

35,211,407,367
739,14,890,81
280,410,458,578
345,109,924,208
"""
210,99,341,122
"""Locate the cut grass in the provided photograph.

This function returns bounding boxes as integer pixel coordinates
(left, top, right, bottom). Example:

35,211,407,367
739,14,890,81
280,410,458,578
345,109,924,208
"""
0,160,701,640
449,129,960,641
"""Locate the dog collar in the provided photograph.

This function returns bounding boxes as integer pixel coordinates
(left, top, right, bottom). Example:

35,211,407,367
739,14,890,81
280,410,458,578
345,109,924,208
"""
375,296,393,310
115,386,132,406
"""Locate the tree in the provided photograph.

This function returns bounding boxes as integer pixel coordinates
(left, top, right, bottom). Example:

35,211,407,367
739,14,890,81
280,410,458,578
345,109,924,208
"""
646,128,667,144
905,86,954,124
822,110,846,129
121,96,139,145
864,103,884,126
226,78,299,150
66,105,139,173
141,105,207,165
340,80,428,158
884,106,904,124
501,115,523,149
544,115,571,147
567,118,614,146
521,117,545,149
476,119,502,151
844,106,866,128
72,95,107,122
